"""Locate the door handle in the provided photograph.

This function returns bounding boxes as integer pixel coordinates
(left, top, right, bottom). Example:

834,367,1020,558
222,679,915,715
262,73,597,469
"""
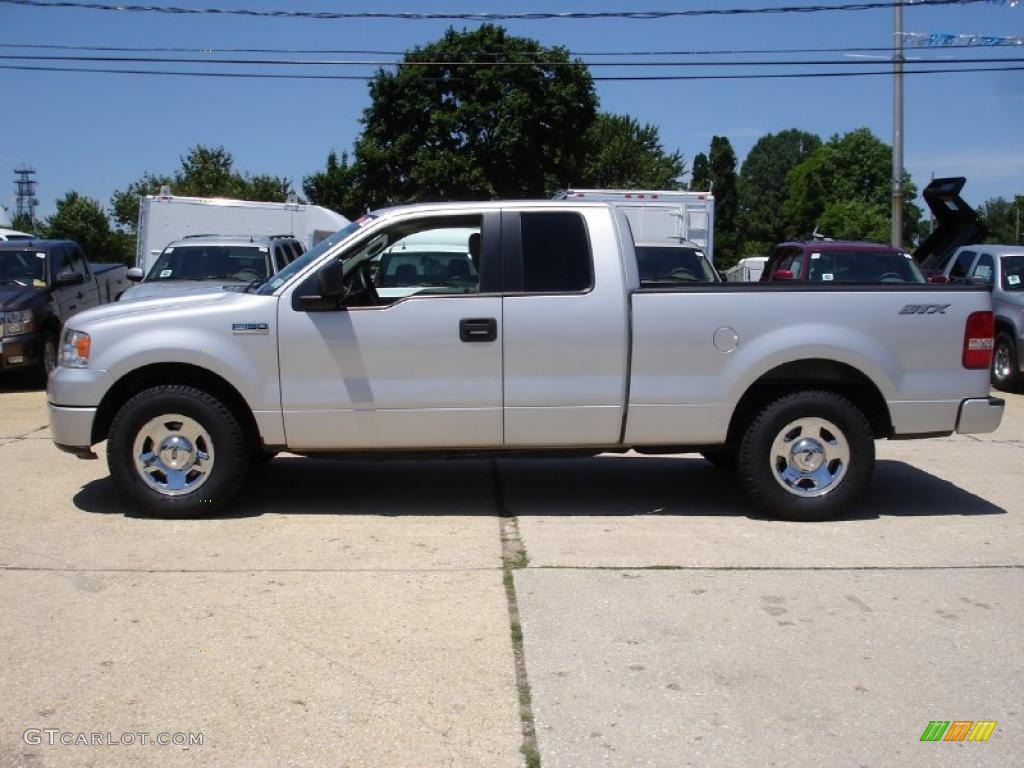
459,317,497,342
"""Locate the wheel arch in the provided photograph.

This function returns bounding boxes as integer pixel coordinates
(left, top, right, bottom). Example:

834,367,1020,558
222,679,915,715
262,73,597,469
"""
92,363,260,448
725,358,893,446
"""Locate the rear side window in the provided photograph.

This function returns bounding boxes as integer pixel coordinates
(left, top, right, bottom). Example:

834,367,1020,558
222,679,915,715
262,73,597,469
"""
520,212,592,293
950,250,976,280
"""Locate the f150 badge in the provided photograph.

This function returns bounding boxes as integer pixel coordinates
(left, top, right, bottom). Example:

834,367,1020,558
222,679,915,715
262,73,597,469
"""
232,322,269,334
899,304,951,315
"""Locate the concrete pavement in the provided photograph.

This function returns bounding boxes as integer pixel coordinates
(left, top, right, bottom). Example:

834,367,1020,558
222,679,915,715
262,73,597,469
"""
0,385,1021,767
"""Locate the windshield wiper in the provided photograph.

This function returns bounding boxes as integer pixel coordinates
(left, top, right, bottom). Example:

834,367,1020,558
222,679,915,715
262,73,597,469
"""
0,279,30,286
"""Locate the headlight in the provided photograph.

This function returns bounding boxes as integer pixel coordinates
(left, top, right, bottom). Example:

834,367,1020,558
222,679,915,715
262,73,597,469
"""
59,328,91,369
2,309,35,335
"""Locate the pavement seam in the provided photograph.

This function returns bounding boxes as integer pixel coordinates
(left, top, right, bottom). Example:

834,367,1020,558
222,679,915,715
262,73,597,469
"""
528,564,1023,571
0,565,503,573
493,459,541,768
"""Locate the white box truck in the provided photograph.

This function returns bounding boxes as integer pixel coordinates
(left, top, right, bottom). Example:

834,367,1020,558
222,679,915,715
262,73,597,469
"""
725,256,769,283
554,188,715,263
135,192,349,275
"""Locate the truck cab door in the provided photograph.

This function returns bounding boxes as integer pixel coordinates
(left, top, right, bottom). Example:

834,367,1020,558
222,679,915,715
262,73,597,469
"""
277,212,504,451
70,245,100,310
500,209,630,447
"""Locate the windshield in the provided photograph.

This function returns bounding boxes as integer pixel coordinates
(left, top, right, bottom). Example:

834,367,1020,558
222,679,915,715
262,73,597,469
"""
257,216,375,295
1003,255,1024,291
636,245,717,284
147,245,271,282
0,250,47,287
806,250,925,284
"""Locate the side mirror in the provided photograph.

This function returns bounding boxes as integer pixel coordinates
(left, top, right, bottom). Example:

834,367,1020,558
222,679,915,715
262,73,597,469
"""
126,267,144,282
318,259,346,297
772,269,794,281
53,270,85,288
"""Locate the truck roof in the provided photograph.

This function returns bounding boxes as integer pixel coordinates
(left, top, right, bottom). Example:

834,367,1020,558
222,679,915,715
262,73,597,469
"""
0,239,77,251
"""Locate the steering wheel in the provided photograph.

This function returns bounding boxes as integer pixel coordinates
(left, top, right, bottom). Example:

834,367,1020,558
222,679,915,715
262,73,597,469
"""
343,264,380,307
669,268,697,281
232,268,264,280
877,272,903,283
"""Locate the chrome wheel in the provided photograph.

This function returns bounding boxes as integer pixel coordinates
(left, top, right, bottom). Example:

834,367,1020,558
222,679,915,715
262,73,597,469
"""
132,414,215,496
769,417,850,498
993,339,1012,382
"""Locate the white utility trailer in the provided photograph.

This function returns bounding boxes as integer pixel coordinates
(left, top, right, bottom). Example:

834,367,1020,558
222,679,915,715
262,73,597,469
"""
554,188,715,263
135,192,349,274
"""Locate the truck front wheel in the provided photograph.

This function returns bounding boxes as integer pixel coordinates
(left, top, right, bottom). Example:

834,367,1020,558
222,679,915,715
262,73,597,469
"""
738,390,874,522
107,385,249,517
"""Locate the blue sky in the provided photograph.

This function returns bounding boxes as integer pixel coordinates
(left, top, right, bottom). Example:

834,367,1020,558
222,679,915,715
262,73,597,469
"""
0,0,1021,220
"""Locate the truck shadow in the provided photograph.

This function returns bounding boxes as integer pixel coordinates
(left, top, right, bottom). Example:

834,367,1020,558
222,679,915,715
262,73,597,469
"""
0,372,43,393
72,454,1005,520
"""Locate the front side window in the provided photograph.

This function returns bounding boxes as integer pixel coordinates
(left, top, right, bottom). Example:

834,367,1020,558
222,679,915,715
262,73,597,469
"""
147,245,271,282
259,217,373,295
520,212,592,293
372,226,481,296
1002,254,1024,291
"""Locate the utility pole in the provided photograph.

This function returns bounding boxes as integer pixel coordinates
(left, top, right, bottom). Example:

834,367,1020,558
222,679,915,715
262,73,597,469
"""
13,166,39,224
891,3,904,249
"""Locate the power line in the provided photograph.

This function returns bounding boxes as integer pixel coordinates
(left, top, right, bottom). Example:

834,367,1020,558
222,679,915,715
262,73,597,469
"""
0,41,1017,57
2,52,1022,67
0,0,1011,22
1,62,1020,80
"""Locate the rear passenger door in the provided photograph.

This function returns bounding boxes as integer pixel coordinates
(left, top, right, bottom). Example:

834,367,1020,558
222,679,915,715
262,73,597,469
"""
501,209,630,447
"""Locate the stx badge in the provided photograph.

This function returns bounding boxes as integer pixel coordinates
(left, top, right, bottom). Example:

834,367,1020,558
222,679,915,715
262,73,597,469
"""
899,304,951,315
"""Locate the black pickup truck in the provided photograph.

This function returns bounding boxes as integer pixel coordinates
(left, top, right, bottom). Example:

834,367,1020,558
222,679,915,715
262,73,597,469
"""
0,240,128,379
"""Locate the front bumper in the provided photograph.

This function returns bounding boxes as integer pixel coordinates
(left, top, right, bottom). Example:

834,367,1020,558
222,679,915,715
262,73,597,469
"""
0,332,41,371
48,403,98,457
955,396,1005,435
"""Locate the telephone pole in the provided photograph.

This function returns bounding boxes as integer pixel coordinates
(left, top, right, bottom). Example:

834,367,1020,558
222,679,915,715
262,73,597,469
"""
891,4,904,249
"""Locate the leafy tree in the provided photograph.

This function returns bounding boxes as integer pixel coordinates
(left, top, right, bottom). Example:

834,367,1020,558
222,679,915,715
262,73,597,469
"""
738,129,821,254
815,199,891,242
709,136,739,267
579,113,685,189
334,24,597,213
978,195,1024,244
690,153,710,192
303,150,362,216
782,127,920,243
111,145,293,231
10,212,38,234
43,191,131,263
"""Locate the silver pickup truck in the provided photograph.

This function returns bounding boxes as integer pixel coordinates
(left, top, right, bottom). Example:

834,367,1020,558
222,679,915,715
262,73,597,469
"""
48,202,1004,521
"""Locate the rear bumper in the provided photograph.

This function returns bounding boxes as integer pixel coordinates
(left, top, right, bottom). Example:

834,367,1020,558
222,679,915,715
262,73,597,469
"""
48,403,98,454
955,396,1004,435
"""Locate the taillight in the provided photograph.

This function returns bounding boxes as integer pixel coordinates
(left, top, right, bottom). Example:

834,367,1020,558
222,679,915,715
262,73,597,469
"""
963,311,994,369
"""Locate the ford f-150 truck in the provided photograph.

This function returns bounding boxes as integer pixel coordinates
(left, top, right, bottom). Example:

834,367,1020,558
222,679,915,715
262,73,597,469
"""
1,239,128,378
47,202,1004,521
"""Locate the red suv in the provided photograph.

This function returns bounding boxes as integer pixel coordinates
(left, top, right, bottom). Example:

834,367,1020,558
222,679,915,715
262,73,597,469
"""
761,240,926,284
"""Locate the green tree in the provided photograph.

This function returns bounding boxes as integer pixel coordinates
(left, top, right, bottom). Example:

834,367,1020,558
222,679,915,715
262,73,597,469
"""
978,195,1024,244
111,145,293,231
709,136,739,267
782,127,920,243
690,153,710,192
334,24,597,213
303,150,362,216
10,212,38,234
579,113,685,189
43,191,131,263
738,129,821,254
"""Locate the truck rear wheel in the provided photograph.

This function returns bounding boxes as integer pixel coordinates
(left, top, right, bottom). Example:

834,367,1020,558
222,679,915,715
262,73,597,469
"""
107,385,249,517
738,390,874,522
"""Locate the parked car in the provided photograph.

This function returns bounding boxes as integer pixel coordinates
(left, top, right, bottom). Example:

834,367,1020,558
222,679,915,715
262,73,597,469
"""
939,244,1024,391
0,239,128,378
0,227,35,242
761,240,925,284
635,240,719,285
120,234,304,302
48,202,1002,521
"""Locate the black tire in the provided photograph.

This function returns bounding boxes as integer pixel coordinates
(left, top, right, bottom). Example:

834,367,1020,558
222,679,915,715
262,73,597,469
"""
700,447,737,471
738,390,874,522
107,385,250,517
991,332,1021,392
251,449,279,467
36,332,58,387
